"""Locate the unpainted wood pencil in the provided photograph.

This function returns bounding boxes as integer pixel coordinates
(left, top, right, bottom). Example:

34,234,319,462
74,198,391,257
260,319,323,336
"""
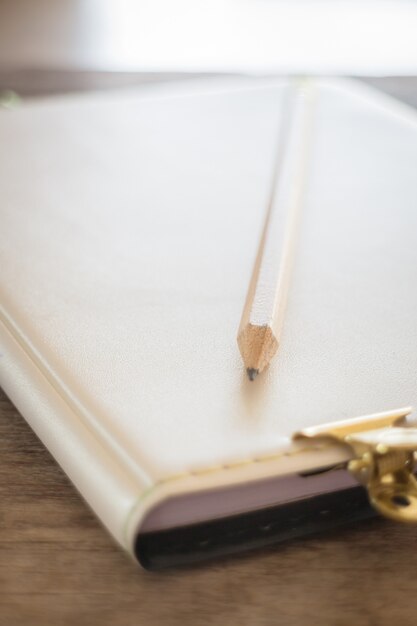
238,80,316,380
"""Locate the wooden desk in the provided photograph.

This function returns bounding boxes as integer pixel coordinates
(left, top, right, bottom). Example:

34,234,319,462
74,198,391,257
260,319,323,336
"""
1,75,417,626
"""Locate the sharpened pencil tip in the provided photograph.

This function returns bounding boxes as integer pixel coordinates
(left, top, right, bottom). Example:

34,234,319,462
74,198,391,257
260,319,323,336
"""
247,368,259,381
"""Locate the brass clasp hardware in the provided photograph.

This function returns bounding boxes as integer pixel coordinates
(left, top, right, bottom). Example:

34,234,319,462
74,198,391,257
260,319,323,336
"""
294,407,417,523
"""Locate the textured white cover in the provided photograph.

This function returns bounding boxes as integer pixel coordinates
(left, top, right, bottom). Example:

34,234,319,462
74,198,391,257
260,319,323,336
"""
1,78,417,556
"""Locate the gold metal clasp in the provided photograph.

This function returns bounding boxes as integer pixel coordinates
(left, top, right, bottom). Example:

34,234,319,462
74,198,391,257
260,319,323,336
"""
295,407,417,523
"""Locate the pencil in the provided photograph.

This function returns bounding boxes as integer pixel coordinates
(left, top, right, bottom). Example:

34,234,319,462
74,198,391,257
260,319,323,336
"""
237,80,315,381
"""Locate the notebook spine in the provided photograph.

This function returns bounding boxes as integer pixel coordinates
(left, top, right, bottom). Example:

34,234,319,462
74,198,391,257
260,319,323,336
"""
0,317,143,552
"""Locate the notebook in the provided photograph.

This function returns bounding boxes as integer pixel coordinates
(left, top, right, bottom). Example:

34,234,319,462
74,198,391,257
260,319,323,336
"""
1,77,417,568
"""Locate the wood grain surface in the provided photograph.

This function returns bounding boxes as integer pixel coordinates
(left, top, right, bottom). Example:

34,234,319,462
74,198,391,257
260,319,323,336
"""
1,76,417,626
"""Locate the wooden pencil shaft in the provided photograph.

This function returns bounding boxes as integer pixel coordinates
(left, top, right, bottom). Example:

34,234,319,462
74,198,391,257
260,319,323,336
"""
238,81,315,377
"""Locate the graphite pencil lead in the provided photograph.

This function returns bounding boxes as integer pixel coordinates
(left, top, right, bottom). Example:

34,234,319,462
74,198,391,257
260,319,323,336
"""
247,368,259,381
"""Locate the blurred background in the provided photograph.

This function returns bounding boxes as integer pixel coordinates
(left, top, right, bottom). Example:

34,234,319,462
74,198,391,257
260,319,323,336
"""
1,0,417,98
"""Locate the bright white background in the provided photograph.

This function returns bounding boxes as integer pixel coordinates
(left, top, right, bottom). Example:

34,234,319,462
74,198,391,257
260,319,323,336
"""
1,0,417,74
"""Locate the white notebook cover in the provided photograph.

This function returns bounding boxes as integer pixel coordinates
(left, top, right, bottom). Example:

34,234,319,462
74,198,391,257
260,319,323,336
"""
1,77,417,560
